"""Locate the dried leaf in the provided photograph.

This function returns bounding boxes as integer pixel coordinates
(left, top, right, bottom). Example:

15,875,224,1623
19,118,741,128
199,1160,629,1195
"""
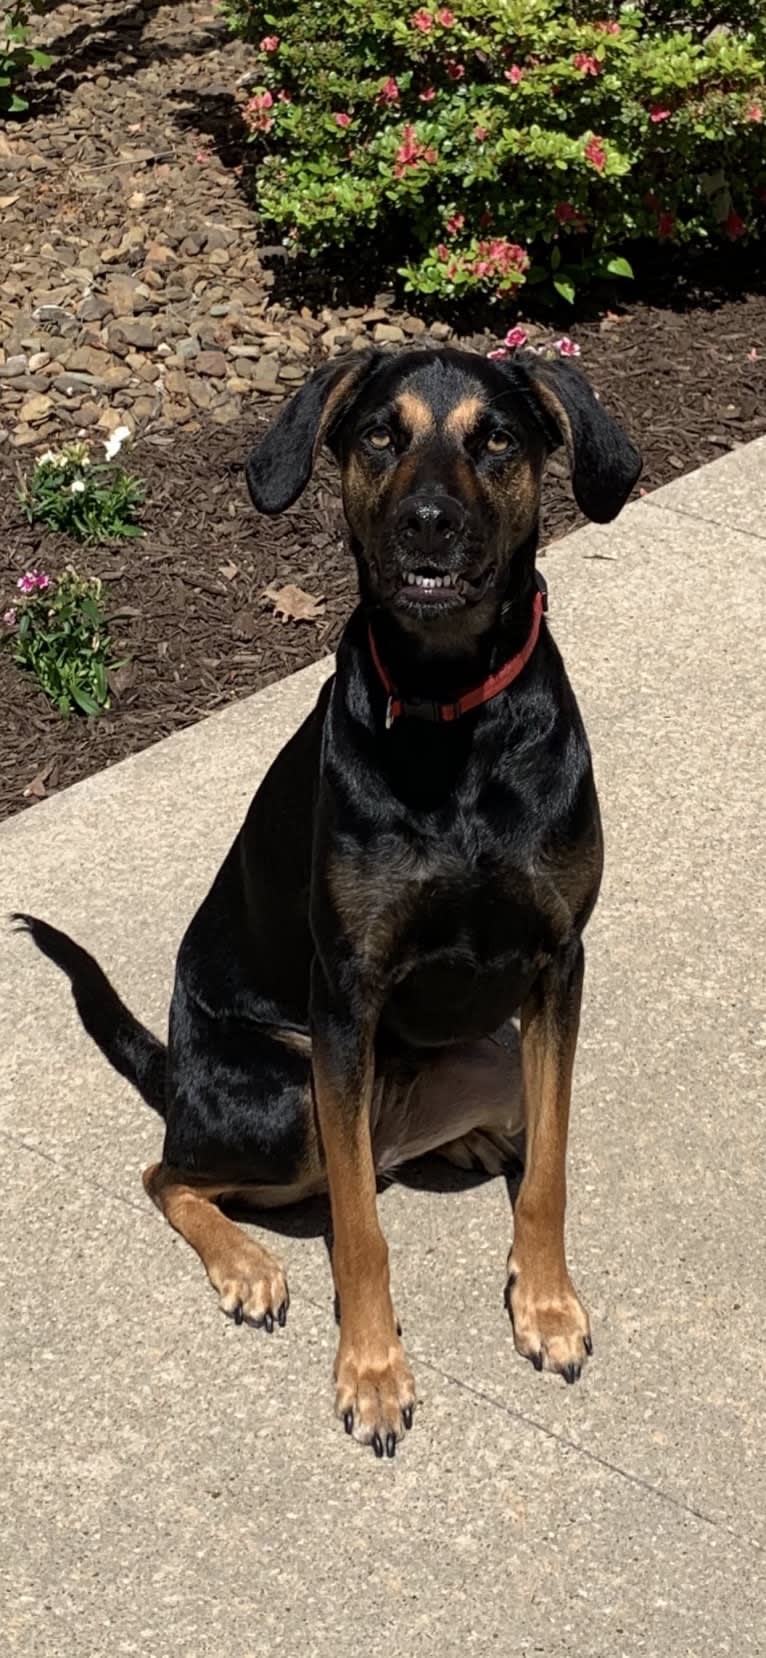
261,584,325,624
23,761,54,800
107,662,137,697
0,192,20,210
219,559,239,582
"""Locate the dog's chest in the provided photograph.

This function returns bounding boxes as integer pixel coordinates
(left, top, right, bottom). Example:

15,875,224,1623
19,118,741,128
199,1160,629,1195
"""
330,817,558,1042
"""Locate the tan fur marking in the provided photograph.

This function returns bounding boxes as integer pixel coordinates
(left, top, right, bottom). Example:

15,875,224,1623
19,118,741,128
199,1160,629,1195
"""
395,390,435,440
312,1048,415,1444
143,1164,290,1321
445,394,485,440
507,956,591,1375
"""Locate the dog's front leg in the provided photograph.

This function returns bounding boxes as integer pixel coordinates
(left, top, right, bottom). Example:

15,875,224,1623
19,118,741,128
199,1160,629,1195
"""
507,938,592,1382
311,962,415,1456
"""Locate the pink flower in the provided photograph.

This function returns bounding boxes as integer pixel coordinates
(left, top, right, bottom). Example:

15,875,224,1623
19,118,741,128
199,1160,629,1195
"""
746,102,762,122
584,135,606,170
411,8,433,30
487,346,509,360
377,77,400,104
437,7,455,23
747,347,759,361
649,105,671,123
277,89,291,102
243,90,274,134
195,148,211,162
726,207,746,239
333,111,352,129
437,243,450,261
504,326,529,349
594,19,620,32
445,212,464,234
657,211,675,239
259,34,279,51
505,65,524,84
17,569,50,595
553,337,581,357
474,124,488,141
394,124,437,178
573,53,600,76
555,201,576,223
2,607,17,626
419,86,436,102
446,60,465,80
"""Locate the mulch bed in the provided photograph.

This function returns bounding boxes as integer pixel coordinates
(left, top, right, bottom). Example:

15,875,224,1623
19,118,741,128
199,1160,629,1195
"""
2,287,764,821
1,0,764,821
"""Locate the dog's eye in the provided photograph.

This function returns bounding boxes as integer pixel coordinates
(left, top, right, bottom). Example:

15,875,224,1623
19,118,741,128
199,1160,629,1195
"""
367,427,393,450
485,431,516,456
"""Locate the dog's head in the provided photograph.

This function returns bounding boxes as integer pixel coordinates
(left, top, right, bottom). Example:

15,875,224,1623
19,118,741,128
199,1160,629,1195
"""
246,346,640,643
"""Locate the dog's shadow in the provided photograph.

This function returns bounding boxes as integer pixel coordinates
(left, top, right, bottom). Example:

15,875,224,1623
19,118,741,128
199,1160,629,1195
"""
221,1152,524,1313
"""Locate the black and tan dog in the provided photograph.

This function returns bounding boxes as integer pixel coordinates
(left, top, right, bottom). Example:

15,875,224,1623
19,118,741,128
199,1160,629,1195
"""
17,345,640,1458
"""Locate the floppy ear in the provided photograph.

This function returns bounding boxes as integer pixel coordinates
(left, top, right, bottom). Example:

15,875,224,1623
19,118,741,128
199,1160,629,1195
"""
519,353,642,523
245,350,379,514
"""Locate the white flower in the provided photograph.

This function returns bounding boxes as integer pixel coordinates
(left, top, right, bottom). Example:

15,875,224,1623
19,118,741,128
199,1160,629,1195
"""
103,424,131,461
70,478,86,495
36,449,59,467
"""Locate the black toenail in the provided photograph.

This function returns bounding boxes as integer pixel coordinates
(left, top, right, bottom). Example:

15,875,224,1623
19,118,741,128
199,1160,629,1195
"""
532,1350,543,1371
278,1303,287,1328
372,1434,384,1459
584,1334,593,1356
344,1411,354,1435
403,1406,413,1430
386,1433,396,1458
264,1311,274,1333
233,1303,244,1326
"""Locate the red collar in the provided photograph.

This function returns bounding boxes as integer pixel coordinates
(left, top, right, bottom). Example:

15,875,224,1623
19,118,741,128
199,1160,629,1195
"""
368,574,547,729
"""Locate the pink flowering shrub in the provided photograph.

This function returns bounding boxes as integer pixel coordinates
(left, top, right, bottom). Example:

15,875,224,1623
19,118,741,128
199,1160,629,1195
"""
225,0,766,301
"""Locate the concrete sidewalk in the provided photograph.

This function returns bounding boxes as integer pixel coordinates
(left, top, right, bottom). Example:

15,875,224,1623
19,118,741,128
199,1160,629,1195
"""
1,441,764,1657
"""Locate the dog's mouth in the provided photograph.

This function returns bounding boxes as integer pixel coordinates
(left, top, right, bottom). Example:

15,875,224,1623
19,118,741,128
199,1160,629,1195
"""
393,564,496,611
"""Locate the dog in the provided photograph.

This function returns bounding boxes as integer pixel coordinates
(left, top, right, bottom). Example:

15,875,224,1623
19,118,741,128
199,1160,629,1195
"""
17,344,641,1459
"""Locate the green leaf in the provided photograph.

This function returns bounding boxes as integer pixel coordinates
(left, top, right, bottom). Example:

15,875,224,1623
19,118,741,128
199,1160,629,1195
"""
550,244,561,271
553,276,576,303
605,256,634,280
70,685,101,716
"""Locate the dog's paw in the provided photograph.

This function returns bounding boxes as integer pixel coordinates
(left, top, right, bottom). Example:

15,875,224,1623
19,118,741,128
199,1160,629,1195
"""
505,1258,591,1383
334,1337,416,1457
211,1242,289,1332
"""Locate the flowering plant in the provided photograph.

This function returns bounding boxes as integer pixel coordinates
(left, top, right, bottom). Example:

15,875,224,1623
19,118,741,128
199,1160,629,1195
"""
223,0,765,301
19,429,144,542
1,0,51,115
4,567,124,717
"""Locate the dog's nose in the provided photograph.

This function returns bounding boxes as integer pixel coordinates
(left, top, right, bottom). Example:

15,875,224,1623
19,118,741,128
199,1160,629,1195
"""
396,494,466,555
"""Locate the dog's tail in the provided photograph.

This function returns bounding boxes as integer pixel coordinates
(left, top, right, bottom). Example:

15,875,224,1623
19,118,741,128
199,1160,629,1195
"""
13,913,167,1118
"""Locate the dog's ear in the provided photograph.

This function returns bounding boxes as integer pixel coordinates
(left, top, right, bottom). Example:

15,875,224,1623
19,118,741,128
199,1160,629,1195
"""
245,351,379,514
519,353,641,523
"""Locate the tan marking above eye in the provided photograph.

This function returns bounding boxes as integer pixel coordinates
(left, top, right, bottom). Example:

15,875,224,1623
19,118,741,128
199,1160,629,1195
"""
444,395,485,440
394,390,435,439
